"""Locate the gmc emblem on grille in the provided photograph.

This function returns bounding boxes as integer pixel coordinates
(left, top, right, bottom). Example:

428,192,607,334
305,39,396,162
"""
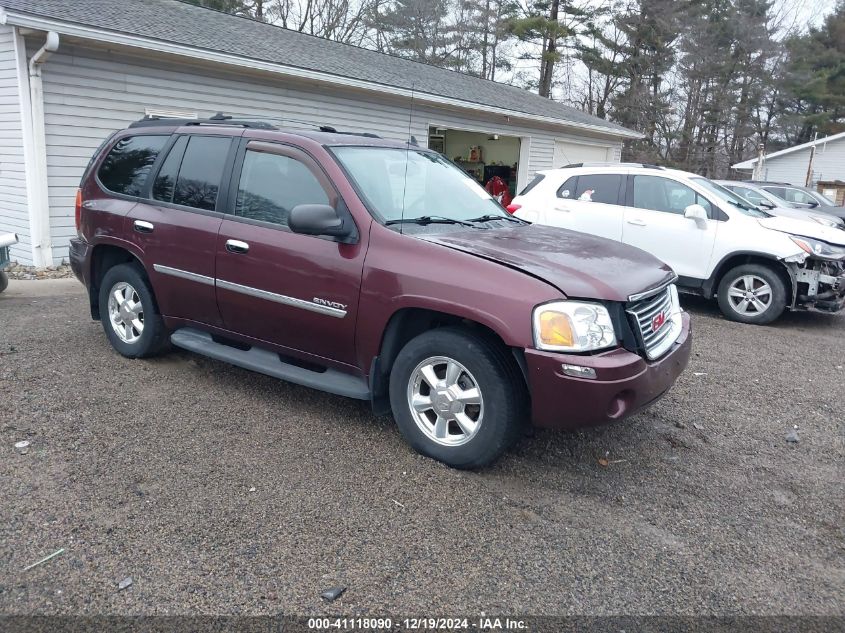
652,311,667,333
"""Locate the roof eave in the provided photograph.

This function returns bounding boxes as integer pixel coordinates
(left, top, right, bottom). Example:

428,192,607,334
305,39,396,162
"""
0,7,641,140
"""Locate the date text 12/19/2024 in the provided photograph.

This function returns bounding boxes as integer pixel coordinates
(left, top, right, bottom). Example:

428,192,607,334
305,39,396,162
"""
308,617,528,630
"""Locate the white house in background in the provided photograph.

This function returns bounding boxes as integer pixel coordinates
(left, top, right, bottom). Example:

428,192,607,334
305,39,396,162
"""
0,0,638,268
732,131,845,189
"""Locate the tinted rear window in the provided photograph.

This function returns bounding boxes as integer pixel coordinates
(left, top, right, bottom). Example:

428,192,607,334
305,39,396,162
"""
97,135,169,196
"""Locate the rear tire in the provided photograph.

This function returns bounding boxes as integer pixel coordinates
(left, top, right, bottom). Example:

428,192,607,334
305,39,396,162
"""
98,263,169,358
0,271,8,294
717,263,787,325
389,327,525,469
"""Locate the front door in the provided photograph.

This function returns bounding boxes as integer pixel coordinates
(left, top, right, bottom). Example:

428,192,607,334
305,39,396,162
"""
550,172,626,241
127,133,238,327
214,140,367,368
621,174,719,280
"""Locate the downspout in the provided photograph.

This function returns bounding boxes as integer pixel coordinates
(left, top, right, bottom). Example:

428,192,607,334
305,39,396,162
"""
27,31,59,268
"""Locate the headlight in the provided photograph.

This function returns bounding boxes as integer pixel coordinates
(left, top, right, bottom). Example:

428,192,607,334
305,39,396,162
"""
809,215,843,229
790,235,845,260
532,301,617,352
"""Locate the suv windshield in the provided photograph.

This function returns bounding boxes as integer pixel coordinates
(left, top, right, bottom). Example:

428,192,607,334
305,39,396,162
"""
332,146,513,225
691,177,770,218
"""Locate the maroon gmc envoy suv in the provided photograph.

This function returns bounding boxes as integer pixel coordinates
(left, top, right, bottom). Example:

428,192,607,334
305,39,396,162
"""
70,115,692,468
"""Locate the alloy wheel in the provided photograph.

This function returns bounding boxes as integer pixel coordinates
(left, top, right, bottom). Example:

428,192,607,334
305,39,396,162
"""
107,281,144,344
727,274,773,316
407,356,484,447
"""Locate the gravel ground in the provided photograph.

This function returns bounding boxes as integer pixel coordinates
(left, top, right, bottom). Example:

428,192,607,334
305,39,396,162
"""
0,279,843,617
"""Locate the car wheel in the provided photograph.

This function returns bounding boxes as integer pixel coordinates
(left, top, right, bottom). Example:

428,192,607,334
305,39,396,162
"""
717,263,787,325
98,263,169,358
0,271,8,294
389,327,526,469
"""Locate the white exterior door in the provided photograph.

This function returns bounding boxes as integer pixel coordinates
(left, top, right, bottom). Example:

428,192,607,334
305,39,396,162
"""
553,141,611,168
621,175,719,279
550,173,626,241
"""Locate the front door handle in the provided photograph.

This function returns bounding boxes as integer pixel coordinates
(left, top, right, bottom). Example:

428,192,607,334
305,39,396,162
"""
225,239,250,254
133,220,154,233
627,219,646,226
554,205,571,212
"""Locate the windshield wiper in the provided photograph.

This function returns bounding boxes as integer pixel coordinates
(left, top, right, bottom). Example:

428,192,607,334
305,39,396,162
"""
384,215,478,228
465,214,525,224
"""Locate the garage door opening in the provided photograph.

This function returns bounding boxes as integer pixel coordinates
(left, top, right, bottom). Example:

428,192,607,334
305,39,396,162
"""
428,126,521,202
553,140,612,167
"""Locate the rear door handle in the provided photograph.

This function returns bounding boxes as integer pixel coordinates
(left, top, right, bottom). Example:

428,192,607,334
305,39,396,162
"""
554,205,571,212
627,219,646,226
225,239,250,254
133,220,154,233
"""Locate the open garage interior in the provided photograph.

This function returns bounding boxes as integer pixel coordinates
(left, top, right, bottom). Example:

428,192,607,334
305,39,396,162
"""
429,126,523,201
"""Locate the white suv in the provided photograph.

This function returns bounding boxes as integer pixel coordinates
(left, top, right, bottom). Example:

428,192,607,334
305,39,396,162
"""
510,164,845,324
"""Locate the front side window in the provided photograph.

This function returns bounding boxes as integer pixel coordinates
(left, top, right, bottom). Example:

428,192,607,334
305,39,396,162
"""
730,185,767,207
98,135,169,196
573,174,623,205
633,175,710,215
235,150,330,227
331,147,508,223
781,188,816,205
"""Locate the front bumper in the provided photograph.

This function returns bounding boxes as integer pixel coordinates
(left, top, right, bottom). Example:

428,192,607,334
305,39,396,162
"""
526,312,692,429
793,259,845,313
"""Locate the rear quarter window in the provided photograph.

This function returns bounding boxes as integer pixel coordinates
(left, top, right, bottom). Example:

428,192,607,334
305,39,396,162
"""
97,135,170,196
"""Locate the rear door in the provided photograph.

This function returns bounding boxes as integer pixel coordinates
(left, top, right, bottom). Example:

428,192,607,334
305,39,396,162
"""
547,172,626,241
214,140,367,367
127,132,238,326
621,174,718,279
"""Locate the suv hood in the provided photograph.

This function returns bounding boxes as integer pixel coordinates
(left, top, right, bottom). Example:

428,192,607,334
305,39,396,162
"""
419,225,675,302
758,215,845,246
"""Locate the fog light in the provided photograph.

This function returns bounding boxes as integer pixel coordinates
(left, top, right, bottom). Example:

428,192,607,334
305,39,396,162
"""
561,364,597,379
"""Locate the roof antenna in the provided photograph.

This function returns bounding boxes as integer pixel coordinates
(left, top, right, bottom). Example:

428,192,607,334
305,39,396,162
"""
399,83,416,235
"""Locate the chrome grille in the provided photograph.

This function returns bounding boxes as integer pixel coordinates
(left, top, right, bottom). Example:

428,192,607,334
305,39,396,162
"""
627,285,681,360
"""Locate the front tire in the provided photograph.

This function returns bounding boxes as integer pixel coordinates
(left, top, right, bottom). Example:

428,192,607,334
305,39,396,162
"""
98,263,169,358
0,271,8,294
389,327,525,469
717,263,787,325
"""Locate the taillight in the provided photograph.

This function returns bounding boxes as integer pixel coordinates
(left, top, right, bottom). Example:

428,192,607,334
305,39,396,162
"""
505,203,521,214
75,189,82,235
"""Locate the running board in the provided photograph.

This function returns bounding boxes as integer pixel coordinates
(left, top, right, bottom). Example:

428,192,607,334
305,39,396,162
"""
170,328,370,400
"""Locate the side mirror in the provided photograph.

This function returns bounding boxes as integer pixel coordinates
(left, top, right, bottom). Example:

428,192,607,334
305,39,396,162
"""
289,203,356,242
758,201,775,209
684,203,708,226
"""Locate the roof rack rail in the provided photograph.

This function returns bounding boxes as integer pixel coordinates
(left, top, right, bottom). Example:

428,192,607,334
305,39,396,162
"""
558,162,665,170
129,112,382,138
129,112,278,130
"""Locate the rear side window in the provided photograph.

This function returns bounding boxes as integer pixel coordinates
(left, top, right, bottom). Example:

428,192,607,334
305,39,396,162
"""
518,174,545,196
573,174,623,205
151,135,232,211
97,135,169,196
235,150,330,227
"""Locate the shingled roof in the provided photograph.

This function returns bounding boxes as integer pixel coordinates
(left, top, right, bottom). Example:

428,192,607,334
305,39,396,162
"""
0,0,637,137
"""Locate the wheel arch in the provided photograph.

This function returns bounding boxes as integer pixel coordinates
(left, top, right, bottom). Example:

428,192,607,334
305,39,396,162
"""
705,252,794,304
88,243,147,320
368,307,528,415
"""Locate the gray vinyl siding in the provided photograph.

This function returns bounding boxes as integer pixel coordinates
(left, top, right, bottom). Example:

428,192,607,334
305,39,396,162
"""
0,25,30,265
34,40,624,264
762,140,845,186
